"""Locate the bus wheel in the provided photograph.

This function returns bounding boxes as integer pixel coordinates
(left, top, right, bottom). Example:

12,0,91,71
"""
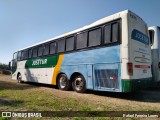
72,75,86,93
57,74,71,91
17,73,23,83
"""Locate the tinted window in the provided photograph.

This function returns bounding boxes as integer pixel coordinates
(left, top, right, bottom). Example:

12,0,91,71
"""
88,28,101,47
24,50,28,59
112,22,119,42
38,45,43,56
43,44,49,55
29,49,32,58
66,36,74,51
76,32,87,49
149,30,154,45
22,50,28,60
13,52,18,60
50,42,56,54
104,25,111,44
17,51,21,61
21,51,24,60
32,47,38,58
57,39,65,53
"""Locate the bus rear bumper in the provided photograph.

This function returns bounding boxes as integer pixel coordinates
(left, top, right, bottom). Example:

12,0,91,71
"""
122,78,152,92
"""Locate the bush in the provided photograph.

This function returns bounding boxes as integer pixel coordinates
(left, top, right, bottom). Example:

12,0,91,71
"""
3,70,11,75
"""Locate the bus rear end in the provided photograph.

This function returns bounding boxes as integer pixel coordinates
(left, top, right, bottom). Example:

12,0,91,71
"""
122,11,152,92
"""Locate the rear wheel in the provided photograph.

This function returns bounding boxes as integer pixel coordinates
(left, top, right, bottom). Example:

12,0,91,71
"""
17,73,23,83
57,74,71,91
72,75,86,93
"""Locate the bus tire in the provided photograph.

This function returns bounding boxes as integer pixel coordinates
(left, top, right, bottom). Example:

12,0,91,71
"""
17,73,23,83
72,75,86,93
57,74,71,91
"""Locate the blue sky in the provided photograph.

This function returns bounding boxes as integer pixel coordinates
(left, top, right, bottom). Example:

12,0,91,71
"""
0,0,160,64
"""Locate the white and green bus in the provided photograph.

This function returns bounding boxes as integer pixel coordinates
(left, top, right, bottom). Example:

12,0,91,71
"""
10,10,152,93
149,26,160,82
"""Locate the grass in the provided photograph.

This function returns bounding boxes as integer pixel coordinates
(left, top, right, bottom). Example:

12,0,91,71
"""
0,74,160,119
0,85,93,111
0,75,95,111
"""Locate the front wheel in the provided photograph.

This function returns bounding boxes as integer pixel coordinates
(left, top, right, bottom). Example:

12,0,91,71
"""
17,73,23,83
57,74,71,91
72,75,86,93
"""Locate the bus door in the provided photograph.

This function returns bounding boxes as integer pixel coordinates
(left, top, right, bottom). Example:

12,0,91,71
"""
87,64,94,89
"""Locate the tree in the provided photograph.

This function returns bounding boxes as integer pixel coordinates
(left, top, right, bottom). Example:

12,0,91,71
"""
0,63,9,70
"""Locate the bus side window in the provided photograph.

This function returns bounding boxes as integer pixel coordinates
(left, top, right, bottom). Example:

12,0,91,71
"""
149,30,154,46
29,49,32,58
104,24,111,44
32,47,38,58
13,52,18,60
112,22,119,42
43,44,49,56
24,50,28,59
38,45,44,57
66,36,74,51
76,32,88,50
50,42,56,54
88,28,101,47
21,51,24,60
17,51,21,61
57,39,65,53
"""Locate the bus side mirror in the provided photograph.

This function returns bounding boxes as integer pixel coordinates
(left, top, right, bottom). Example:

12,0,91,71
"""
8,62,11,70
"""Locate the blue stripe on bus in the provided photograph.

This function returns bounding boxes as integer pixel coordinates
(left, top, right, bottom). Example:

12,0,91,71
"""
60,45,121,92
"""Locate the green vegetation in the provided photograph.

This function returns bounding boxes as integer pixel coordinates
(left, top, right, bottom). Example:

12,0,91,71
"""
0,76,95,111
0,63,9,70
0,75,160,119
0,63,11,75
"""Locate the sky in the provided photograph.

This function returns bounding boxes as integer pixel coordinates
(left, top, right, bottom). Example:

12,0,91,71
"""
0,0,160,64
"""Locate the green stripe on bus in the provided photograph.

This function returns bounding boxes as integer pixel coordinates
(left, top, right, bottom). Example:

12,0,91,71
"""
122,78,152,92
25,55,59,68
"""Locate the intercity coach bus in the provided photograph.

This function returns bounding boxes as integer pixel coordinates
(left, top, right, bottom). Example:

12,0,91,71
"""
149,26,160,82
10,10,152,93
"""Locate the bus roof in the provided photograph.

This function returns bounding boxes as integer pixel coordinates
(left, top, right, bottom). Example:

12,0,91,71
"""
18,10,133,51
148,26,160,30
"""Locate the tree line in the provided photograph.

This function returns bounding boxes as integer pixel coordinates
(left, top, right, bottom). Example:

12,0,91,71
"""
0,63,9,70
0,63,11,74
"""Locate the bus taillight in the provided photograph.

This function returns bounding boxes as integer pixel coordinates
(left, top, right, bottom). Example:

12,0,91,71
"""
127,62,133,75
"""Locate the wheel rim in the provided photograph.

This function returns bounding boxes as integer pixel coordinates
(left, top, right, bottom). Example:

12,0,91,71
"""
59,76,67,89
74,77,84,91
18,74,22,82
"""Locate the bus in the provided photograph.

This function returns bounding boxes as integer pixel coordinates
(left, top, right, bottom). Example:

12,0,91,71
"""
149,26,160,82
10,10,152,93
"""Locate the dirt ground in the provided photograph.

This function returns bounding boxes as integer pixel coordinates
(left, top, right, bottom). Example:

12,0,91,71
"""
0,75,160,112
